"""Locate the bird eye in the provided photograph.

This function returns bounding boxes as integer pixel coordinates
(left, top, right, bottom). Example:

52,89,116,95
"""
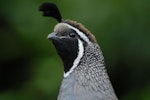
69,32,76,38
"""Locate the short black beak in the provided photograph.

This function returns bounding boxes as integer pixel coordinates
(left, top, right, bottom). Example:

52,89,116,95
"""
47,32,58,40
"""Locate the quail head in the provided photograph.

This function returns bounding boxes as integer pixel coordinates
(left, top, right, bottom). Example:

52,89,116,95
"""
39,2,118,100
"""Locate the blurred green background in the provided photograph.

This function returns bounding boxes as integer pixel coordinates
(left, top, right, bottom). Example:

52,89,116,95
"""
0,0,150,100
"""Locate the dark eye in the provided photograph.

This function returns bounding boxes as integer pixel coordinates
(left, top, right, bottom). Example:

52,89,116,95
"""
69,32,76,38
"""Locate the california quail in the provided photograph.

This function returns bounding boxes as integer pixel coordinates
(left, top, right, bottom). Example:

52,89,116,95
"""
39,3,118,100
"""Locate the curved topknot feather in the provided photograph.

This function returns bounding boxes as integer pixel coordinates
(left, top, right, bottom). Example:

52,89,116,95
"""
39,2,62,22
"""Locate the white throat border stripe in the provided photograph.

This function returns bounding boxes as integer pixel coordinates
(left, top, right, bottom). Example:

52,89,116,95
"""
63,23,90,44
64,39,84,78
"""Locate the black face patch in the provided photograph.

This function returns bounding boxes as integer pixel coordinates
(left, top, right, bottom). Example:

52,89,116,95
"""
52,38,78,73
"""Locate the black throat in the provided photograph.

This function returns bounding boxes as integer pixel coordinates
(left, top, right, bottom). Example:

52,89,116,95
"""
52,38,78,73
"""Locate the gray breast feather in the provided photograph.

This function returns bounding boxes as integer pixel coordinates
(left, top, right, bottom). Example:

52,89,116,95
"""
57,72,117,100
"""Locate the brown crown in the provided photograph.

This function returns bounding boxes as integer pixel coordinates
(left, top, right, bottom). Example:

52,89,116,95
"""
62,19,97,43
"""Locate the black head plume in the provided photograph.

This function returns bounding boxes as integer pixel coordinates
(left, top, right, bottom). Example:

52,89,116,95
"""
39,2,62,22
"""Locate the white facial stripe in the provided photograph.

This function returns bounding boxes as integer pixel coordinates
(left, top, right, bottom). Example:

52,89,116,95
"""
64,39,84,78
63,23,90,44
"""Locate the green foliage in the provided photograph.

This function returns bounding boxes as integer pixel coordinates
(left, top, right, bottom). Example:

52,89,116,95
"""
0,0,150,99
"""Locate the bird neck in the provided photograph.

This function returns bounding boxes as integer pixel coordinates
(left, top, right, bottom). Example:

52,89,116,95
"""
76,43,105,73
60,43,118,99
74,43,117,97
